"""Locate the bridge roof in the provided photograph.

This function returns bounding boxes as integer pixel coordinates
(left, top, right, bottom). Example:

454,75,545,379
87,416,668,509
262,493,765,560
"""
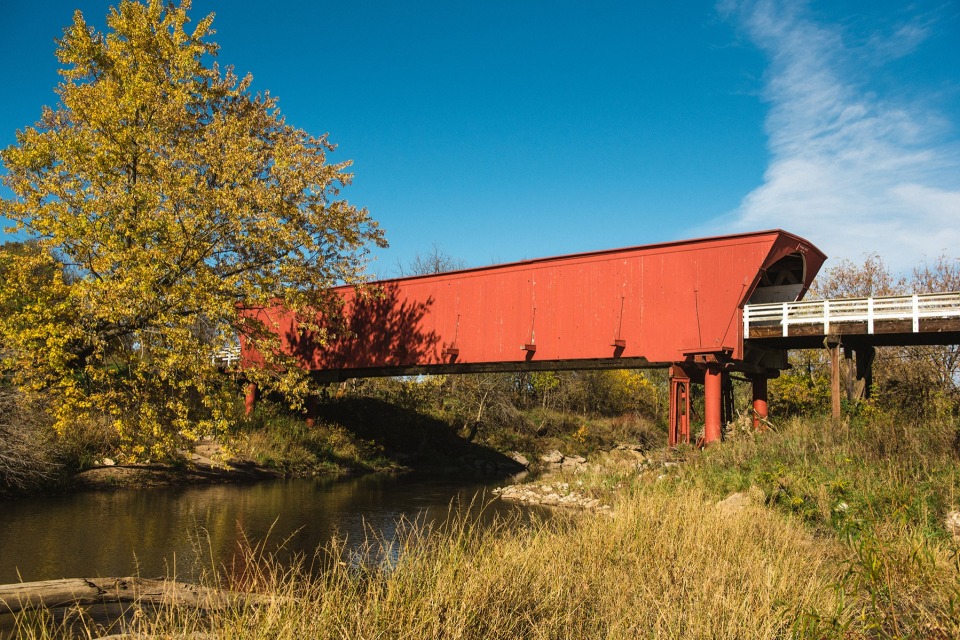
360,229,825,286
243,230,826,377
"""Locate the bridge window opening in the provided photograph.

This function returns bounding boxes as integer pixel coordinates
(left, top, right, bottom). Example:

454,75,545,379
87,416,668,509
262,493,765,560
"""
748,253,806,304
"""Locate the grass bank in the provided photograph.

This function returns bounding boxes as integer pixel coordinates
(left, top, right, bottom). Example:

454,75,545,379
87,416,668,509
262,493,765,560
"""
673,411,960,637
234,396,526,477
12,484,839,639
11,410,960,638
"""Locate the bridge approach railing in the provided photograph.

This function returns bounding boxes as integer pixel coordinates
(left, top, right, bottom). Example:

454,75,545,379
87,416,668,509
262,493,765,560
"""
744,292,960,338
212,345,242,368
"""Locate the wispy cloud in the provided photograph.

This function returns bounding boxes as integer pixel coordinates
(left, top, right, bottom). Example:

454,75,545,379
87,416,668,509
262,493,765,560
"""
716,0,960,273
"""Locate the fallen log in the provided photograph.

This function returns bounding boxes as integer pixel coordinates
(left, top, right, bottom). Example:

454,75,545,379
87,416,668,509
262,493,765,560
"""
0,577,271,615
91,636,216,640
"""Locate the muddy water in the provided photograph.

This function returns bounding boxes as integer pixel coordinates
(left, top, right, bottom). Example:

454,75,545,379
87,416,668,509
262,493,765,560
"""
0,473,537,585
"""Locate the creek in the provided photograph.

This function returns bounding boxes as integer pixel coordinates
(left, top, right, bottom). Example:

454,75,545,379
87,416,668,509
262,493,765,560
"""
0,472,538,585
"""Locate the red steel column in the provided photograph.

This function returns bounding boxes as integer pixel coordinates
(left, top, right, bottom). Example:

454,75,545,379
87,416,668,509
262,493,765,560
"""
704,367,722,445
668,365,691,446
752,376,768,430
244,382,258,416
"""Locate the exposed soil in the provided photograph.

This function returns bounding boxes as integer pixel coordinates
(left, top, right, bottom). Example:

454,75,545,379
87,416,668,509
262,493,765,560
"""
71,441,281,490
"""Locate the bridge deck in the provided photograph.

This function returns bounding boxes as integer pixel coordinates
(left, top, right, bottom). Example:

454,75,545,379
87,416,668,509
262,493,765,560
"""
744,292,960,349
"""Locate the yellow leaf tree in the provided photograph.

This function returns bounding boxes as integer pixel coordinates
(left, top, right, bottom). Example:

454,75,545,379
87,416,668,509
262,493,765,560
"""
0,0,386,460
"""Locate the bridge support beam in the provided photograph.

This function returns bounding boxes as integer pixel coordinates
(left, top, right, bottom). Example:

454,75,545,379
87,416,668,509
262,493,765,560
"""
668,365,691,446
704,367,723,445
826,339,841,419
244,382,258,416
752,376,769,430
855,346,876,399
721,374,735,427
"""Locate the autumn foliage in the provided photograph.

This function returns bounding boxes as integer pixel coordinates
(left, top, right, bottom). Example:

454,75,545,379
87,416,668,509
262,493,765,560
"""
0,0,385,460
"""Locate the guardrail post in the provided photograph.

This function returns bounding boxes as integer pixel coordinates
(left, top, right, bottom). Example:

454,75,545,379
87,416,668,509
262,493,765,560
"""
867,297,874,334
823,299,830,335
781,302,789,337
912,294,920,332
743,305,750,337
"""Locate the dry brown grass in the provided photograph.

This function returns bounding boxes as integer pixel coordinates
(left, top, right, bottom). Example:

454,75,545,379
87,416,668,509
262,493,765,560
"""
14,484,842,639
15,411,960,638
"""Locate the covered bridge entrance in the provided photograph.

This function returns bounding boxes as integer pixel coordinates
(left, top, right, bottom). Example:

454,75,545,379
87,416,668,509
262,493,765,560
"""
241,230,828,446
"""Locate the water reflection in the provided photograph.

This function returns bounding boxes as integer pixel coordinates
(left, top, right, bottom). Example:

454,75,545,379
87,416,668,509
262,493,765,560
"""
0,473,536,585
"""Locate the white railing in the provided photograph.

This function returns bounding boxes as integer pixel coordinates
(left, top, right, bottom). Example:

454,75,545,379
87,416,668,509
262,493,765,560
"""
211,344,242,367
744,292,960,337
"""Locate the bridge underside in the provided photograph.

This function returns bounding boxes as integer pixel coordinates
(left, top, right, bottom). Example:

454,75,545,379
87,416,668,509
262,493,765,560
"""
306,356,656,383
748,319,960,349
294,354,781,450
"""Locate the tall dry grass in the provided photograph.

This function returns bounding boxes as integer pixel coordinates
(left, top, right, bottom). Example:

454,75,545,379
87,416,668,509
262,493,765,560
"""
677,412,960,638
15,485,840,639
18,411,960,638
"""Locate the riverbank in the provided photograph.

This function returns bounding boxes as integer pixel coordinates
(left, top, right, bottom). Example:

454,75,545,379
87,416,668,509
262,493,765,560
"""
68,434,527,492
5,396,533,496
8,411,960,638
7,481,838,640
71,456,282,491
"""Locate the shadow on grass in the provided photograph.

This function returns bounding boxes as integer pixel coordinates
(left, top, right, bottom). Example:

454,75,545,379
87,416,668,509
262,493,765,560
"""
312,396,525,477
240,396,525,479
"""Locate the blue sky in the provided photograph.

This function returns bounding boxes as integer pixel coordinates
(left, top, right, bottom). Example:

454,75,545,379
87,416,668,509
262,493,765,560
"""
1,1,957,275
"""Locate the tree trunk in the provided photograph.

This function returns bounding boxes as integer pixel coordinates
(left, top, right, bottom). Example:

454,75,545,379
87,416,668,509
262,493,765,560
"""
0,577,270,615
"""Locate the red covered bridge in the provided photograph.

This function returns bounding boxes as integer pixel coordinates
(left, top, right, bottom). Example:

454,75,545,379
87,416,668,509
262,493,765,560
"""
241,229,827,445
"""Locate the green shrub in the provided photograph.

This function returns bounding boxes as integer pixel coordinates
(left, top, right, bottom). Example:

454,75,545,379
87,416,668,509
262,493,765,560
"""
232,403,393,475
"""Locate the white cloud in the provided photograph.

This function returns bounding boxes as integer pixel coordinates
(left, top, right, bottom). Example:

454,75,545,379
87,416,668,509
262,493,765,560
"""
717,0,960,273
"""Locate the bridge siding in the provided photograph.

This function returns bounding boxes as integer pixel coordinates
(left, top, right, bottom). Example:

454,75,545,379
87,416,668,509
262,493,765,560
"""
243,230,826,375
